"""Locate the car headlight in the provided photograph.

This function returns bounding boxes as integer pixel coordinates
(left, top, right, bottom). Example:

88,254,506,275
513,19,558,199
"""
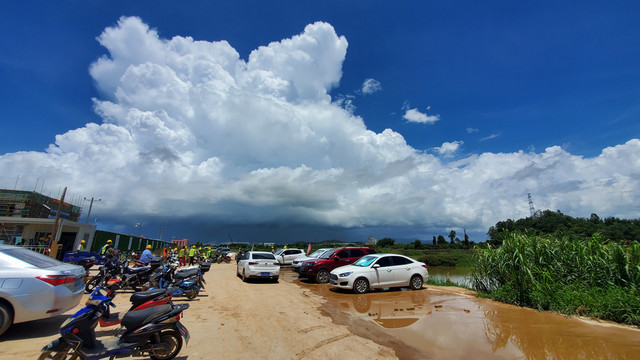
339,271,353,277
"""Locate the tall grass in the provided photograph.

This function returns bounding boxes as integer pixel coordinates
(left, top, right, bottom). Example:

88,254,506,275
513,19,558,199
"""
471,232,640,325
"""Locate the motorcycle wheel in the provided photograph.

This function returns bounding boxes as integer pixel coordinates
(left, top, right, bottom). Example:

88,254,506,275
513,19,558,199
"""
185,289,198,300
84,275,102,293
150,329,183,360
38,348,78,360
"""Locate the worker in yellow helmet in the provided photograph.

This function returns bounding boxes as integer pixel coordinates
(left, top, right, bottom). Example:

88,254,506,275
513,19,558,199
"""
188,245,197,265
77,239,86,251
140,244,158,265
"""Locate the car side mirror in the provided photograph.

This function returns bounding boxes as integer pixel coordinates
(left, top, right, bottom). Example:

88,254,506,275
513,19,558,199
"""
373,264,380,269
333,257,339,261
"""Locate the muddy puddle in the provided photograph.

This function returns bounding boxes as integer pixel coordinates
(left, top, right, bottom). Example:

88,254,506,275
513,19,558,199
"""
281,268,640,359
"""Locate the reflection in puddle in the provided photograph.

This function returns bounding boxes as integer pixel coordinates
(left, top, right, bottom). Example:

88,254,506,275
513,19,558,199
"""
282,269,640,359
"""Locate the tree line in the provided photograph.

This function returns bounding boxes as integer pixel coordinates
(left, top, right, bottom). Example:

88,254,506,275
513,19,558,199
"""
487,209,640,246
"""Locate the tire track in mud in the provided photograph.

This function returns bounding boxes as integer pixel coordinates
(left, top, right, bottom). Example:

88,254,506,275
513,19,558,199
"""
295,333,355,359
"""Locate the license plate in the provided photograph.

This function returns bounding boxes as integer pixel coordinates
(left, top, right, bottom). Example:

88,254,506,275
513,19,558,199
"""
260,272,270,276
176,322,190,345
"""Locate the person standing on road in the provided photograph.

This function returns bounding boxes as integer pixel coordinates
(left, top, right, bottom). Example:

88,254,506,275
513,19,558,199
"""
178,246,186,266
188,245,196,265
77,240,85,251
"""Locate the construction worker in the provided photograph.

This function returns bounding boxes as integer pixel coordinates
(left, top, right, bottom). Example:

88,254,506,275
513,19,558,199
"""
205,247,211,260
162,245,169,259
101,240,116,259
188,245,197,265
77,240,85,251
178,246,186,266
140,244,159,265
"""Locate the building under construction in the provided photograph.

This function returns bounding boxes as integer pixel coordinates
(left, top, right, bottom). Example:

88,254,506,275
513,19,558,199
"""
0,189,94,259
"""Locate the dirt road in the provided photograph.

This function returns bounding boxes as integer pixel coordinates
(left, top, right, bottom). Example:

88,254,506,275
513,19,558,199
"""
0,262,397,360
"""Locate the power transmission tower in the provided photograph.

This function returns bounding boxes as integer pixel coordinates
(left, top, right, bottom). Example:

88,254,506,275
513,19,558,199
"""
528,193,535,217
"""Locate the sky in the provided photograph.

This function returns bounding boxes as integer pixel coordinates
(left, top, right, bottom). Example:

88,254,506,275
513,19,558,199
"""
0,1,638,244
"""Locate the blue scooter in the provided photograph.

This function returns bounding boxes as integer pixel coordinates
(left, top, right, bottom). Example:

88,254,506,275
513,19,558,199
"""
150,261,204,300
38,286,190,360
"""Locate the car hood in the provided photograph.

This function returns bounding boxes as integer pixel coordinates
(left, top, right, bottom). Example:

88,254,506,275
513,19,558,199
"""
330,264,361,274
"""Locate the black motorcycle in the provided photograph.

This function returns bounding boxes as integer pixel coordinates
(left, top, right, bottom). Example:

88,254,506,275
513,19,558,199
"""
84,257,121,293
38,285,190,360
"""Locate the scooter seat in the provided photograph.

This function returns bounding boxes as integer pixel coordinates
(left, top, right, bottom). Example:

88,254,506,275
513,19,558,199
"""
175,268,200,279
121,304,173,330
125,266,151,275
129,289,167,308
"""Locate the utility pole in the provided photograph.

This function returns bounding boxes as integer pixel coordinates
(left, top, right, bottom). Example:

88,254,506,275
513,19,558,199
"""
50,187,66,258
528,193,535,217
83,197,102,224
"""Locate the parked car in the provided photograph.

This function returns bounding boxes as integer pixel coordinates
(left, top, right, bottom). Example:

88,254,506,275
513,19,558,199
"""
329,253,428,294
236,251,280,282
298,247,377,283
0,244,86,336
273,248,306,265
291,248,332,273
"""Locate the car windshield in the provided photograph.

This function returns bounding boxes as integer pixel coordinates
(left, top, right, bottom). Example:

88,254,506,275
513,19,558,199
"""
274,249,284,256
319,249,337,259
1,248,63,268
308,249,327,258
252,253,275,260
353,255,377,267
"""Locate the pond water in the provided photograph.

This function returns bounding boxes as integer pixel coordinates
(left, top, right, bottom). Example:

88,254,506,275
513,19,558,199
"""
427,266,473,287
283,269,640,359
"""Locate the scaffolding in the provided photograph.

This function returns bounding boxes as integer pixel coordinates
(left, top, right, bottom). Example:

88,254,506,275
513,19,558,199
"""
0,189,81,221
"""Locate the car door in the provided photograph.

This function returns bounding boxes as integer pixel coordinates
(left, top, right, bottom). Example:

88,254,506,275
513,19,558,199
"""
372,256,394,286
237,253,248,275
389,256,414,286
331,249,351,269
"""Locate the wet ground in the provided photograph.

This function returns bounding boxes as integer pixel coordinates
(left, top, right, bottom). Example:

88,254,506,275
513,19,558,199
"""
280,268,640,359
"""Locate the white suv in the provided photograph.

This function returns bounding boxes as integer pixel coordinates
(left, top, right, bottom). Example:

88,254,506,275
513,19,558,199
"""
274,248,306,265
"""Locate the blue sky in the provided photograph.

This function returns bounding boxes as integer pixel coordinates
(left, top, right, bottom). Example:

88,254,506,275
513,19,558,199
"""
1,1,638,243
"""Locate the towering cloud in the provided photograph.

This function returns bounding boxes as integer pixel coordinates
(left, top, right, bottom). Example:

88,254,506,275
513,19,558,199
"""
1,17,638,236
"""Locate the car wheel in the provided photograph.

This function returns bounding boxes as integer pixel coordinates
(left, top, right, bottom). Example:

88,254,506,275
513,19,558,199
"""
353,278,369,294
273,276,279,283
410,275,423,290
0,302,13,337
315,269,330,283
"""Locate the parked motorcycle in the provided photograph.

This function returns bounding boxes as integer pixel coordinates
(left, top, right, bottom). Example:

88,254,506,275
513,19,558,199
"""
38,285,190,360
118,259,162,291
96,280,175,327
150,261,209,300
85,257,121,293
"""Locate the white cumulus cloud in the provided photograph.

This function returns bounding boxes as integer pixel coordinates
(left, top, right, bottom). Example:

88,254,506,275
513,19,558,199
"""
435,141,463,156
403,108,440,124
361,78,382,94
0,17,638,237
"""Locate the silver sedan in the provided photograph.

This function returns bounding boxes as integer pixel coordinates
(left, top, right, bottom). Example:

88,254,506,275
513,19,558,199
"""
236,251,280,282
0,244,86,336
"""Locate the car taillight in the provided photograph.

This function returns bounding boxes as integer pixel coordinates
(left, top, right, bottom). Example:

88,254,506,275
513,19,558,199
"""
422,264,428,269
36,275,78,286
248,262,258,265
273,262,280,266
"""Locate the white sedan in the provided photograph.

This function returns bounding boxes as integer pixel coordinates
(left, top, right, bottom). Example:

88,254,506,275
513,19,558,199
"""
236,251,280,282
329,254,428,294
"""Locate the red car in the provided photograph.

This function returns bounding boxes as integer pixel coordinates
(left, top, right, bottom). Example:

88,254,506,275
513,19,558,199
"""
298,247,377,283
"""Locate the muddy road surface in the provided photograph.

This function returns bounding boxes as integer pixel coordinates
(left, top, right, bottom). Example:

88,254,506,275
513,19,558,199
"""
1,262,639,359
